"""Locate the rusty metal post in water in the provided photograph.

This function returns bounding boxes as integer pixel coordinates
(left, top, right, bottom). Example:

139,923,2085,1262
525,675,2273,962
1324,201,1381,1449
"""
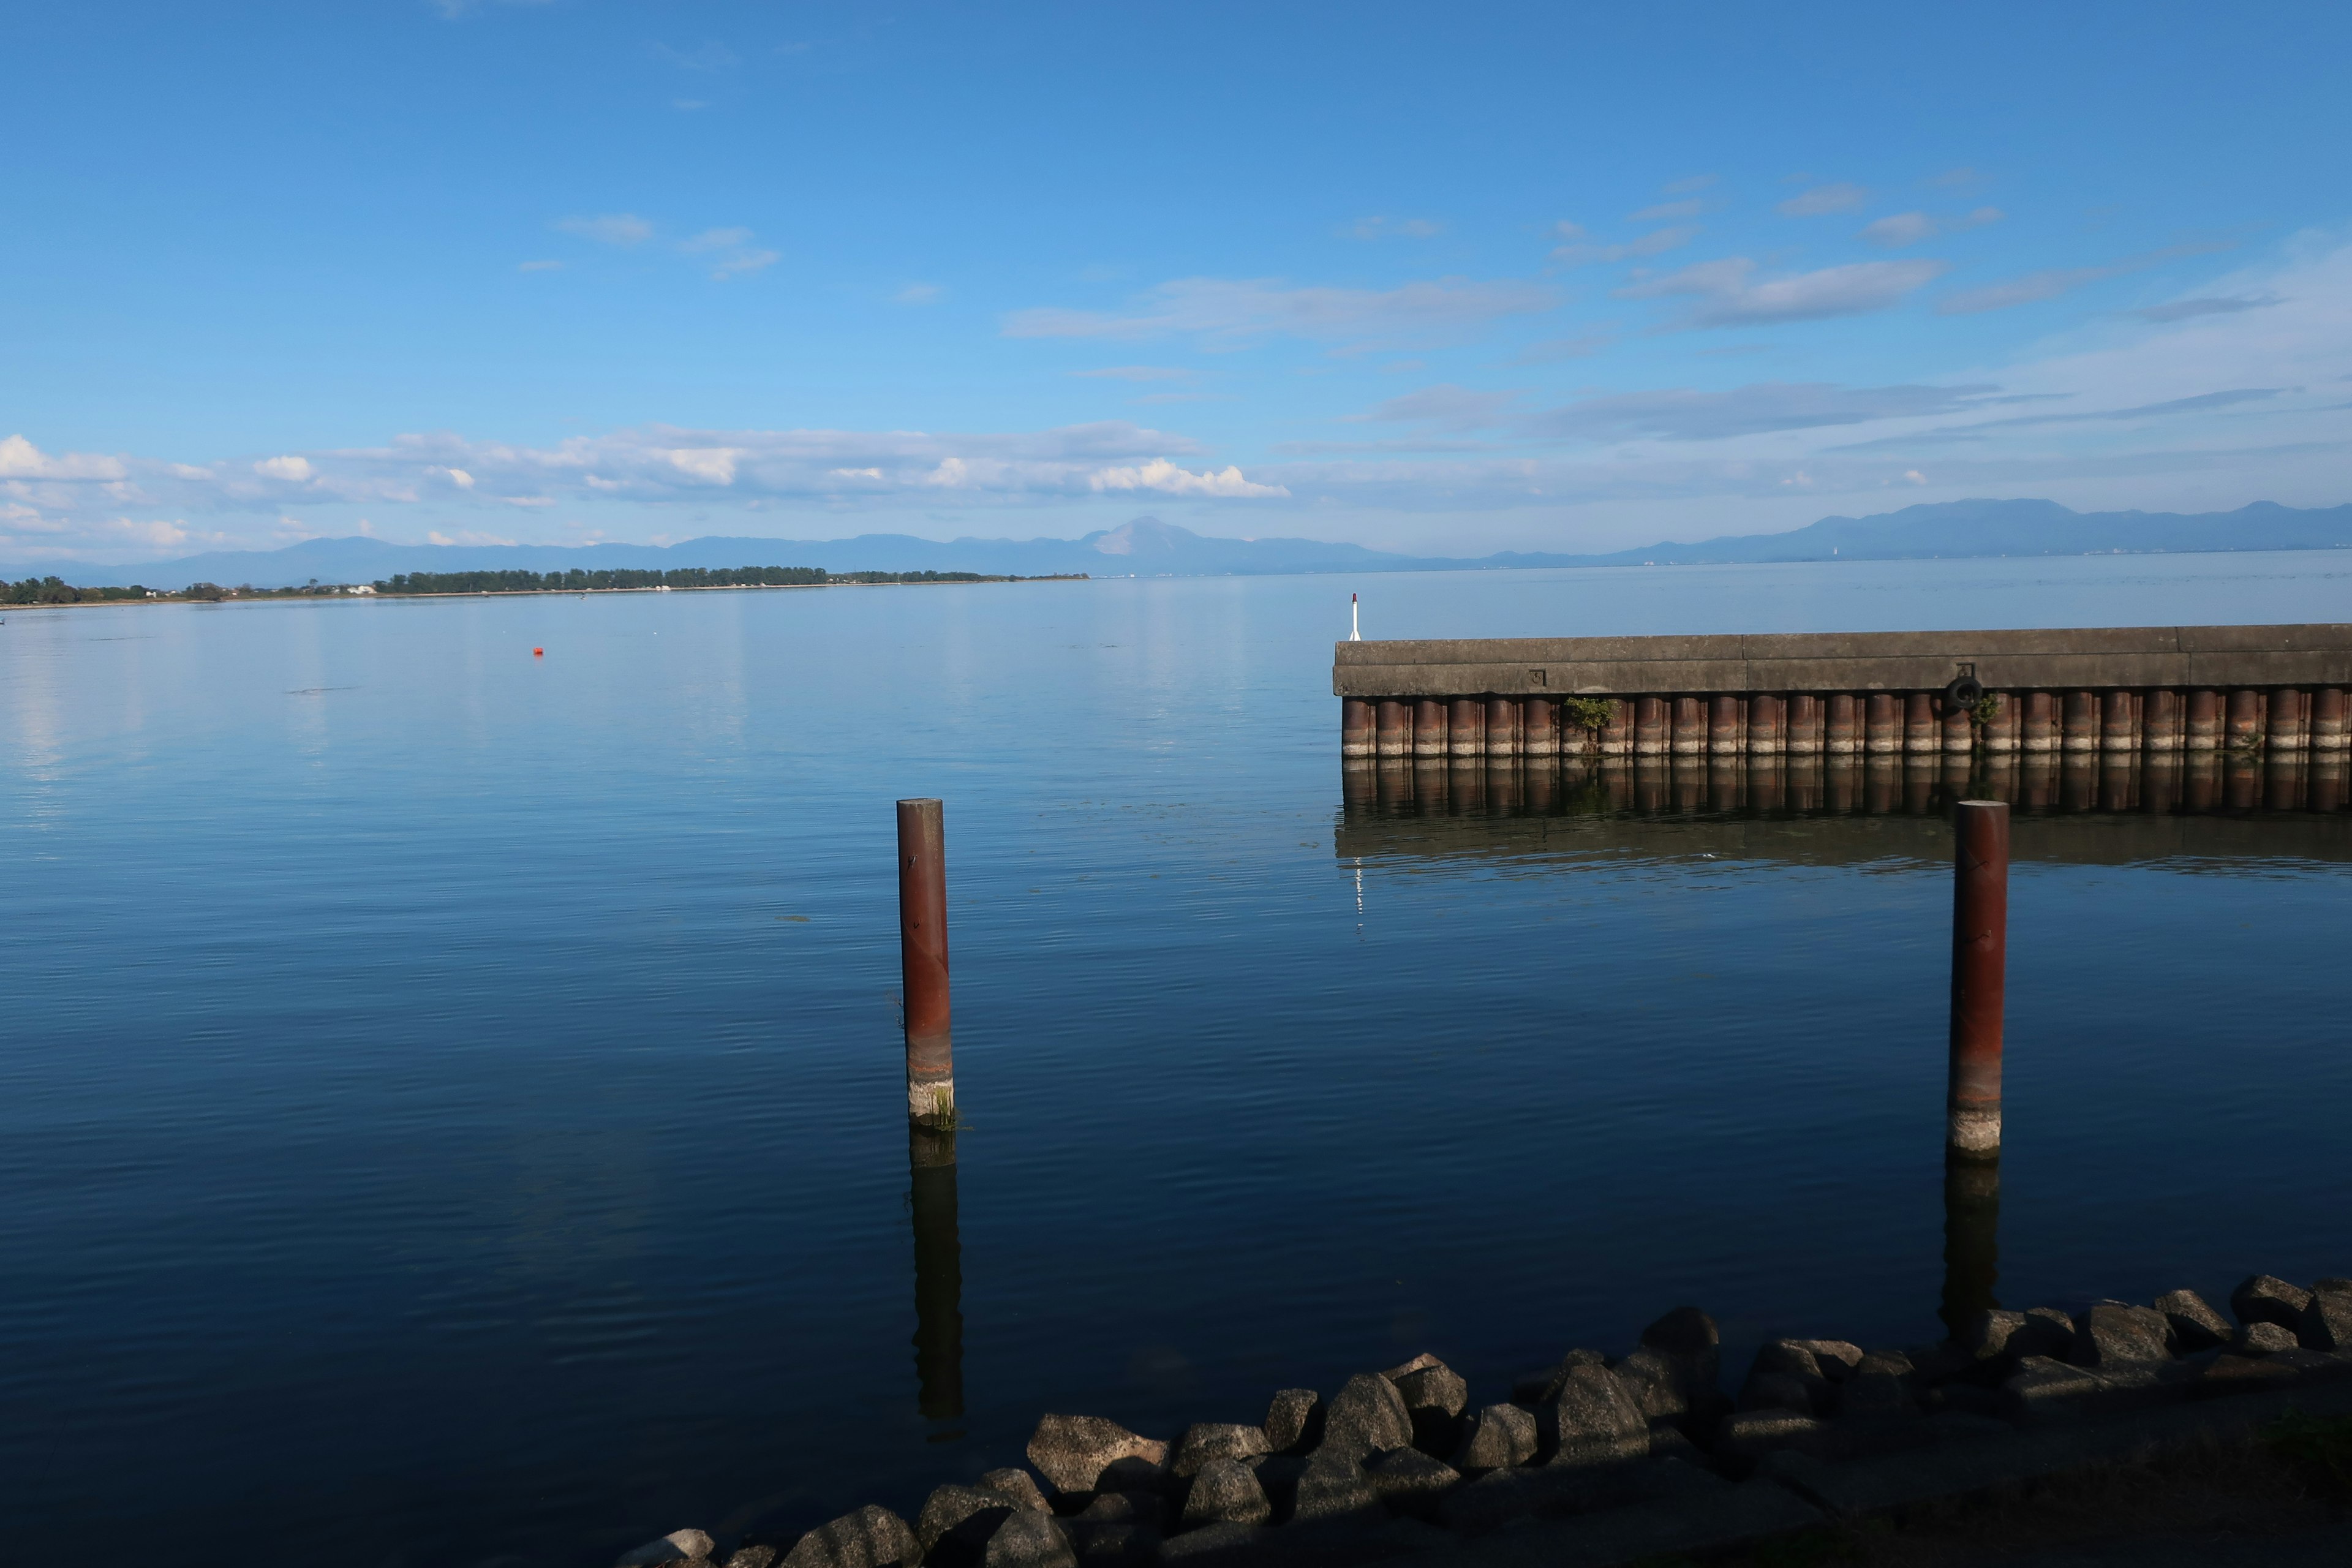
897,797,954,1126
1947,800,2008,1159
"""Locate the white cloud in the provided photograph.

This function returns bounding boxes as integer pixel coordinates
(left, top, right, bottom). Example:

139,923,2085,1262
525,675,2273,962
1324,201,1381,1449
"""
666,448,741,484
1550,223,1699,267
1618,257,1946,326
2129,294,2282,323
1861,207,2003,247
0,435,126,481
1629,199,1704,222
1777,183,1869,217
1521,381,2003,442
253,455,315,482
556,213,654,246
424,529,521,546
1937,242,2231,315
1860,212,1937,248
680,227,750,252
430,466,476,489
1087,458,1287,497
894,282,944,304
1003,275,1559,346
1507,331,1618,364
710,248,778,279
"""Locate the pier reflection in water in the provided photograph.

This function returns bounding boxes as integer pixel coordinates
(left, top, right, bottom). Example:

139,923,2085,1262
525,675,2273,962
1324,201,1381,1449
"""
907,1125,964,1430
1941,1155,2000,1341
1340,751,2352,867
1345,749,2344,822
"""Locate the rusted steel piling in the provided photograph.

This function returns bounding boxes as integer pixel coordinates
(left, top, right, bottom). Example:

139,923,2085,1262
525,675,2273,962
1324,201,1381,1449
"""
896,797,955,1126
1947,801,2008,1159
1335,626,2352,783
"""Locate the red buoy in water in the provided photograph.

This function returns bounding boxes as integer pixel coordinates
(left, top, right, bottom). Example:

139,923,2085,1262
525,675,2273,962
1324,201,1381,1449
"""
533,647,544,656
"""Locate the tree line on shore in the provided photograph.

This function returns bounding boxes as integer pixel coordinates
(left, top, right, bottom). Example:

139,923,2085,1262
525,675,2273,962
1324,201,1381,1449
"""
370,566,1058,594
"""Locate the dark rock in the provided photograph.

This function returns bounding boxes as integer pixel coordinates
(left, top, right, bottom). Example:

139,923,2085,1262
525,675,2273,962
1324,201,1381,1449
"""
2000,1355,2171,1421
1640,1306,1719,1357
1155,1522,1261,1564
982,1513,1076,1568
1180,1459,1270,1528
1957,1310,2026,1365
1385,1359,1469,1455
1170,1424,1268,1478
1310,1374,1411,1464
1381,1352,1441,1379
2152,1289,2232,1352
2068,1303,2173,1366
1711,1410,1839,1463
727,1550,780,1568
782,1507,921,1568
977,1472,1050,1515
1782,1339,1863,1379
1261,1389,1320,1454
1071,1493,1163,1531
2199,1352,2304,1390
1241,1454,1303,1521
2297,1287,2352,1351
1735,1370,1815,1415
2019,1308,2077,1360
1510,1349,1608,1406
2234,1321,2300,1355
916,1487,1013,1564
2316,1277,2352,1294
1362,1447,1458,1515
1547,1363,1648,1466
1646,1422,1705,1464
1382,1373,1458,1457
1288,1455,1378,1522
1052,1520,1154,1568
1616,1313,1726,1432
1836,1352,1920,1420
1901,1340,1977,1389
1449,1403,1537,1471
620,1532,717,1567
1027,1417,1170,1496
2230,1274,2312,1330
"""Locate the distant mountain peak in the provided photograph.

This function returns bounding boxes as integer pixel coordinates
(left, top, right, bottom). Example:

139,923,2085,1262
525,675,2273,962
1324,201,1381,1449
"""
1090,516,1198,556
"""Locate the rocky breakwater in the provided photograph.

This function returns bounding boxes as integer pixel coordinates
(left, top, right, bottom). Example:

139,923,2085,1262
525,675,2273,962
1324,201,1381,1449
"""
615,1272,2352,1568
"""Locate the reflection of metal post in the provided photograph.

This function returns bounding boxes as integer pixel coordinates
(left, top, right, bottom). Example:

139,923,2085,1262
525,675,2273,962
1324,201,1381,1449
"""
1947,801,2008,1158
908,1123,965,1422
1939,1150,2000,1339
897,799,954,1126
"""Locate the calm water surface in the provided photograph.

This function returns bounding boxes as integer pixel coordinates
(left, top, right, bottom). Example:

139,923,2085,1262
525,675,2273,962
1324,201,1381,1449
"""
4,556,2349,1567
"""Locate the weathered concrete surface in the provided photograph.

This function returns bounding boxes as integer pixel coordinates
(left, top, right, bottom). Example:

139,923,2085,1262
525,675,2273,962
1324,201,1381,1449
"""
1333,625,2352,698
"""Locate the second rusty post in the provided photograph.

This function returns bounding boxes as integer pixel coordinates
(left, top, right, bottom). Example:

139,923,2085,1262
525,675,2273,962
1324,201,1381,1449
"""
897,797,955,1126
1947,799,2008,1159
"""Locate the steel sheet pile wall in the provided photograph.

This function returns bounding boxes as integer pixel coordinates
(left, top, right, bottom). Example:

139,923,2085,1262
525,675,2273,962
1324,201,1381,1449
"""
1335,624,2352,763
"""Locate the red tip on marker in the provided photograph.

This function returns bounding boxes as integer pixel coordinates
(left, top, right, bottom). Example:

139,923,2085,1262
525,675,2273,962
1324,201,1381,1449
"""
533,647,544,656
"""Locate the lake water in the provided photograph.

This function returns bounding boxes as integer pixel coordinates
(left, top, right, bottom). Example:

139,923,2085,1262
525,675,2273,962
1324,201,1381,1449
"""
4,554,2350,1568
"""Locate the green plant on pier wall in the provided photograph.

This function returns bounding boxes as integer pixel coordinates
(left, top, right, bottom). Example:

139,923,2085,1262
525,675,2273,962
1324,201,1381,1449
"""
1560,696,1617,733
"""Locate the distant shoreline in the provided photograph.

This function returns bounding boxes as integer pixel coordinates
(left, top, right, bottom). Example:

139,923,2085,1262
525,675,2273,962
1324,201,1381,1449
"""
2,573,1093,611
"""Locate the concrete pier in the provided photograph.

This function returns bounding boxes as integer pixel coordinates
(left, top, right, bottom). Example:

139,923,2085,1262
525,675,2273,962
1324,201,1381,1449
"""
1336,625,2352,763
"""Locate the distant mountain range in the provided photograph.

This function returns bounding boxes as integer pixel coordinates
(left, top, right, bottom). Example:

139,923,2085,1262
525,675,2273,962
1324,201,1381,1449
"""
20,499,2352,590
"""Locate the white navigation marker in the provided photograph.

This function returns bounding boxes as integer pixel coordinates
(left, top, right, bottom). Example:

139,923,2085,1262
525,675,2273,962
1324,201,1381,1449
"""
1350,592,1360,641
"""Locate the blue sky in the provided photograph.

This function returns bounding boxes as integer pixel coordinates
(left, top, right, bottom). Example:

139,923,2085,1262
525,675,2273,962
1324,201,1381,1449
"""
5,1,2350,565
